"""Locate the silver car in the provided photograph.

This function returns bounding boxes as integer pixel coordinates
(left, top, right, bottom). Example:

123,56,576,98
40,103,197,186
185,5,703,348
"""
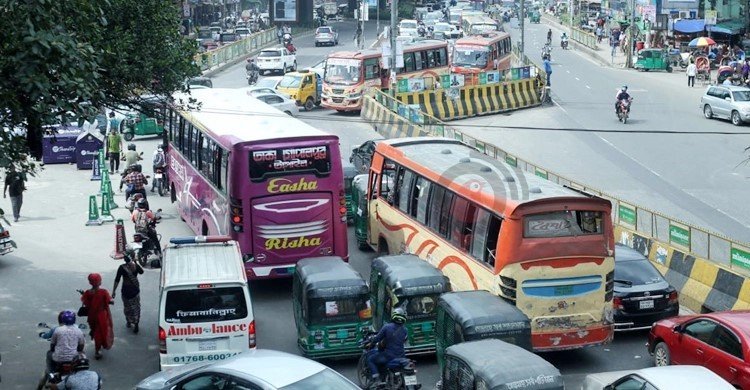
701,84,750,126
582,366,734,390
136,349,360,390
314,26,339,46
253,92,300,117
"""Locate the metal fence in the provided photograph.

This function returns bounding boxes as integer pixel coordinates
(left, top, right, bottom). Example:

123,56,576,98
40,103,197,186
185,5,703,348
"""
194,29,293,72
368,88,750,277
571,27,598,50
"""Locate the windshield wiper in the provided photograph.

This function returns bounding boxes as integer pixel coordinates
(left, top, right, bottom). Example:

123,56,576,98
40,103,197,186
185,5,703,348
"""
614,279,633,286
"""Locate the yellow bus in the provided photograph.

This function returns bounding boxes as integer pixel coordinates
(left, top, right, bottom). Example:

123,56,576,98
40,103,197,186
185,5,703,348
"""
365,138,615,351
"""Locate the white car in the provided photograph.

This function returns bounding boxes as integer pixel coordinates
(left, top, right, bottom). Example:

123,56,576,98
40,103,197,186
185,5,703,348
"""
235,27,251,38
253,93,299,116
136,349,359,390
256,47,297,75
399,19,420,37
242,86,289,98
582,366,734,390
432,22,454,39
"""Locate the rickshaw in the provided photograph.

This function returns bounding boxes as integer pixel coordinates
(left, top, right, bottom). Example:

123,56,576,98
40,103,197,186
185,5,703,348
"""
343,162,358,225
292,256,372,359
529,10,541,23
439,339,564,390
435,291,531,371
633,48,673,72
351,174,369,250
121,95,166,141
370,254,451,355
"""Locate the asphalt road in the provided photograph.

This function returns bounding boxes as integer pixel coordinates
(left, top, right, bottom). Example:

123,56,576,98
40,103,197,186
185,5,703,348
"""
456,18,750,243
0,19,665,390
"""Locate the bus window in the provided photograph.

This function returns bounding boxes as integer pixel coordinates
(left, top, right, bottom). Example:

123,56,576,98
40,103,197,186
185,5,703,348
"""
414,52,425,70
397,169,415,214
471,209,502,267
200,136,211,178
412,176,429,220
524,210,603,238
381,161,397,204
449,196,477,252
428,185,447,233
190,127,200,167
180,123,190,156
426,50,437,68
364,58,380,80
403,53,416,72
439,191,454,237
438,48,449,66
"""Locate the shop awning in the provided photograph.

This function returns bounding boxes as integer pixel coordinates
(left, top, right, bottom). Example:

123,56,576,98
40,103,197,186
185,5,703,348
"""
707,20,745,35
673,19,705,33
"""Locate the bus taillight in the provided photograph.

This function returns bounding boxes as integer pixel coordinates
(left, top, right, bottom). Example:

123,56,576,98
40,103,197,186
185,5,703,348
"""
248,320,256,348
158,326,167,353
339,190,346,221
230,197,244,233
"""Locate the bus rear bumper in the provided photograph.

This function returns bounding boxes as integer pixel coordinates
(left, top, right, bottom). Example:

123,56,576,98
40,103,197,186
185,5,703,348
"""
532,324,614,352
246,264,296,279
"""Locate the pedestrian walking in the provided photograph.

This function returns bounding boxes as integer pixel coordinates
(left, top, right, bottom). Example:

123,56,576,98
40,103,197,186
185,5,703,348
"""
3,165,26,222
276,25,282,44
112,252,144,334
543,56,552,86
106,128,123,174
686,60,697,87
80,273,114,360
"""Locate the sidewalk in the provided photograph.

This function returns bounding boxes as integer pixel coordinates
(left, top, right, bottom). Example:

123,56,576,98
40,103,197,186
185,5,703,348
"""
542,14,628,68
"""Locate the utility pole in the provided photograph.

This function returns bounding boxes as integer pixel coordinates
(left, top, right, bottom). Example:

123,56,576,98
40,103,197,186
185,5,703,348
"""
569,0,573,31
390,0,398,96
377,0,380,37
519,0,525,56
626,0,635,68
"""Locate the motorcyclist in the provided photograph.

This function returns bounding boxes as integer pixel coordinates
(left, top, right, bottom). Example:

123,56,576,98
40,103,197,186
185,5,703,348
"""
615,86,631,115
122,164,148,201
367,309,408,386
47,311,85,375
283,32,296,53
48,356,101,390
150,144,166,193
245,58,259,84
547,28,552,45
131,198,161,258
561,32,568,49
122,143,141,169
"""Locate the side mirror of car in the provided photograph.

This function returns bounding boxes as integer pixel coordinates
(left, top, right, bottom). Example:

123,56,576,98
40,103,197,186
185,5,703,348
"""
725,97,732,101
673,324,682,333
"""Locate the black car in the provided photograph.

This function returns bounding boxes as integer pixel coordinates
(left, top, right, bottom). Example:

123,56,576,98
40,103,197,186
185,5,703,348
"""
613,244,679,331
350,139,380,174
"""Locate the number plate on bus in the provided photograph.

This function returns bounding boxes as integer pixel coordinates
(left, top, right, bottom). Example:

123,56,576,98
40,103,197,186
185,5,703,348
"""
554,286,573,296
404,375,418,386
639,300,654,309
199,340,217,351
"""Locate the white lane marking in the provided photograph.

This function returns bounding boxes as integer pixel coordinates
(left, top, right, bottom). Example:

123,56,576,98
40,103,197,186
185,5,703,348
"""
566,70,570,73
586,85,591,89
575,77,580,81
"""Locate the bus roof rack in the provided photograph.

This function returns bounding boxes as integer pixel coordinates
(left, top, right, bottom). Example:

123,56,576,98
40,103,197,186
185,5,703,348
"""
169,236,233,245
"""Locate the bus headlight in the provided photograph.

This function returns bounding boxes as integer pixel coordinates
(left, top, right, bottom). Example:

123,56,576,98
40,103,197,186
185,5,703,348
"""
349,92,362,99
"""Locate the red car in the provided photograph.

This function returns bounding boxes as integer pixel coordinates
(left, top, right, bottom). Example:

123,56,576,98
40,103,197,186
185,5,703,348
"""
648,311,750,389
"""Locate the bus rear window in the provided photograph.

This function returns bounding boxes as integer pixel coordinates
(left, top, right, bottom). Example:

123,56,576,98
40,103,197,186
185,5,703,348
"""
524,211,603,238
308,297,371,325
249,145,331,182
164,287,248,324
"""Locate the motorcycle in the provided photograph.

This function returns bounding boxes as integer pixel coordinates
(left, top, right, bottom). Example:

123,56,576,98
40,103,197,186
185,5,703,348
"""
561,38,569,50
417,25,426,37
357,331,421,390
125,192,148,213
542,44,552,61
153,167,168,197
246,69,259,85
617,98,633,124
0,209,16,256
130,209,162,267
36,321,87,390
283,33,296,54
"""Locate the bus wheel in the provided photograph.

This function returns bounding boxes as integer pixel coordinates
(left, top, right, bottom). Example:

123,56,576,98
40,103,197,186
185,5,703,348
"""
357,240,370,251
304,98,315,111
170,183,176,203
377,238,389,255
201,221,209,236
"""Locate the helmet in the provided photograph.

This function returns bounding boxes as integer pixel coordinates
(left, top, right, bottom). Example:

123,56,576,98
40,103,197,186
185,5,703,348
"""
73,357,90,371
57,311,66,324
137,198,148,210
128,143,136,151
391,308,407,324
157,144,164,151
621,85,628,91
60,310,76,326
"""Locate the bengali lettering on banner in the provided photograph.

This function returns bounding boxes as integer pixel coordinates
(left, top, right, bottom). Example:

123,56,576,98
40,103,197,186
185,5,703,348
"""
669,222,691,250
731,245,750,272
618,203,637,228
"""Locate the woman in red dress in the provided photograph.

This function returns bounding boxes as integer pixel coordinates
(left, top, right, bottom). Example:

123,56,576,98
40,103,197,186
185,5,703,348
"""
81,273,114,359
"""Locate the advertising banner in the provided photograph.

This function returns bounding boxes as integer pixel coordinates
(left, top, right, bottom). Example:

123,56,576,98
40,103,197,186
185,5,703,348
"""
42,126,81,165
274,0,298,22
76,131,105,170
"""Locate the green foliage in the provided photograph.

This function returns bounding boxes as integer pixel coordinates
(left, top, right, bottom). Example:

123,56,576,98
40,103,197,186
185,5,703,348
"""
0,0,200,173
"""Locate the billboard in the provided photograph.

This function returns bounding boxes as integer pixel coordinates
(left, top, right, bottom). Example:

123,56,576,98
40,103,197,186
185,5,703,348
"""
274,0,298,22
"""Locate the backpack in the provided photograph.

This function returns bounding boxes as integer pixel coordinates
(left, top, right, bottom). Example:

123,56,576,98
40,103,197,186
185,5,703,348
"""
152,151,165,167
134,210,150,232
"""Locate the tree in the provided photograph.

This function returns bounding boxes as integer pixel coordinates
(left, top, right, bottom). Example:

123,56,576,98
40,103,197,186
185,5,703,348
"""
0,0,200,173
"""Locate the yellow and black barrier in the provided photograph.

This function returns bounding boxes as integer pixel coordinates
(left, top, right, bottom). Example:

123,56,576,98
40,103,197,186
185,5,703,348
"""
617,226,750,313
394,78,541,121
361,96,429,139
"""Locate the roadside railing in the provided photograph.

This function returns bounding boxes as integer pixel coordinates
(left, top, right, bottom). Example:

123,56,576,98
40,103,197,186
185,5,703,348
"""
571,27,598,50
194,28,310,72
367,89,750,277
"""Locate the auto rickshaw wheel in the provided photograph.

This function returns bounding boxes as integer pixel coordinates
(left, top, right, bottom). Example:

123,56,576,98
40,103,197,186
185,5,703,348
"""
304,98,315,111
666,66,673,73
123,132,134,141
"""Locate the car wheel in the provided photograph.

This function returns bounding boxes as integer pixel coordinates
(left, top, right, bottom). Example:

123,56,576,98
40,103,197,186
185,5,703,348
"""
292,61,297,71
732,110,743,126
281,64,286,75
703,105,713,119
653,342,671,367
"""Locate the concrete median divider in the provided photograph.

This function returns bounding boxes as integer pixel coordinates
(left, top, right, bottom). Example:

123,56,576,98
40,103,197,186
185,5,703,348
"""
361,95,430,139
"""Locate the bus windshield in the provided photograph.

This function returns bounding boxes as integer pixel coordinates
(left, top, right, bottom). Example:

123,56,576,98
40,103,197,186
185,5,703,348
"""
324,59,361,85
453,46,489,67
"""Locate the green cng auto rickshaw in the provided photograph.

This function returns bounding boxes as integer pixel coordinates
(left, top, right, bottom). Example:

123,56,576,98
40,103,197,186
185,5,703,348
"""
370,255,451,355
440,339,564,390
343,162,358,225
435,291,531,371
352,174,369,250
122,95,166,141
293,256,372,359
529,10,541,23
634,48,673,72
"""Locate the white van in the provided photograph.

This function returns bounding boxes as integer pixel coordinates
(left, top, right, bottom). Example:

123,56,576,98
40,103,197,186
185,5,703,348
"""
158,236,255,371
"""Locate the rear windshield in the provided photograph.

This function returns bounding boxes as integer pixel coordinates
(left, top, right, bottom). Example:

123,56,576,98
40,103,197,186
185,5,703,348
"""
164,287,248,324
615,259,665,285
280,368,359,390
317,27,332,34
403,294,439,320
524,210,603,238
249,145,332,182
259,50,282,57
308,296,371,325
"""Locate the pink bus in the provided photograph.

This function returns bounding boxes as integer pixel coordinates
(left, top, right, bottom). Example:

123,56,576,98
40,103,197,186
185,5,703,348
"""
164,88,348,279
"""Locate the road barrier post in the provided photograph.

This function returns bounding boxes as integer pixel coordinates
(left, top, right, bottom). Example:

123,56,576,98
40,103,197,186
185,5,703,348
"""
106,181,118,210
86,195,102,226
100,191,115,223
99,170,110,194
90,155,101,181
110,219,127,259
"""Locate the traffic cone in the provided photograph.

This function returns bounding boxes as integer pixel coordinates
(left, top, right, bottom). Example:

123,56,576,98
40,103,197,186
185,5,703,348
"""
99,170,110,194
90,157,101,181
110,219,127,260
100,191,115,223
99,149,109,176
106,181,118,210
85,195,102,226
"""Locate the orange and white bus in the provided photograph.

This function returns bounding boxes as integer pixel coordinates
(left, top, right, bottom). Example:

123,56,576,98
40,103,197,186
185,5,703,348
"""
365,138,615,351
321,40,450,112
461,14,501,35
451,31,512,85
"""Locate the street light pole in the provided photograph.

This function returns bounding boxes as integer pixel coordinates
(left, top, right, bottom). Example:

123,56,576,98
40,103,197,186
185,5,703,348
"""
626,0,635,67
520,0,525,56
390,0,398,96
377,0,380,36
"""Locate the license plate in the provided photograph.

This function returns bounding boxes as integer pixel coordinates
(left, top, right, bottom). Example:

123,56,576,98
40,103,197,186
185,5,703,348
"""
639,300,654,309
404,375,417,386
155,173,163,179
198,340,217,351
